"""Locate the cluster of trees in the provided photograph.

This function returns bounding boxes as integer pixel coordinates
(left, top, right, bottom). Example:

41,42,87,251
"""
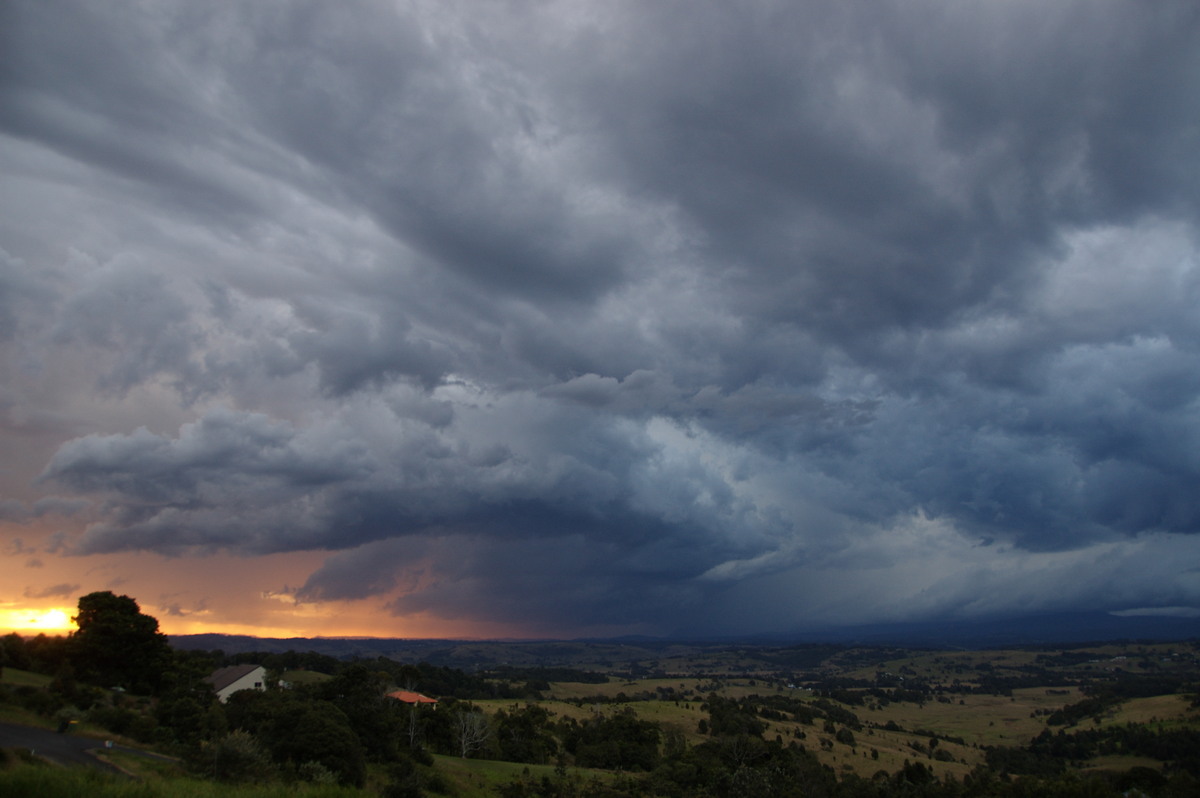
986,724,1200,780
0,593,453,791
1046,675,1193,727
2,631,74,675
496,727,1200,798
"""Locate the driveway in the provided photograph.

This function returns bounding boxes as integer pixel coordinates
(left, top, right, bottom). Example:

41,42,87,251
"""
0,721,133,774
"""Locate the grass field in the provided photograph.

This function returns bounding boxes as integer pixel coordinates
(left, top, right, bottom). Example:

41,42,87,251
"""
0,668,53,688
432,753,618,798
486,650,1200,782
433,753,555,797
0,703,54,727
280,669,332,686
861,687,1084,747
0,761,367,798
1099,694,1200,730
98,748,189,781
491,677,1031,780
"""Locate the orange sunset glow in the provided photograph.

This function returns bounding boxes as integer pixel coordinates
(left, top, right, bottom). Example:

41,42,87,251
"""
0,544,532,640
0,607,75,634
0,598,524,641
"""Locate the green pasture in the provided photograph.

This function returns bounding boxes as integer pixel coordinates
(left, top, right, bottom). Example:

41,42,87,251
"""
280,669,331,686
1098,694,1200,730
0,703,53,727
1081,754,1163,773
100,749,188,781
859,687,1081,747
432,753,616,798
0,668,53,688
847,727,980,780
844,649,1046,683
483,681,993,782
0,761,366,798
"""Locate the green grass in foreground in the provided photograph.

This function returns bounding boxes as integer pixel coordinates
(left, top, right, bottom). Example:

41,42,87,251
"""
433,753,618,798
435,753,561,798
0,704,53,728
100,749,189,781
0,762,367,798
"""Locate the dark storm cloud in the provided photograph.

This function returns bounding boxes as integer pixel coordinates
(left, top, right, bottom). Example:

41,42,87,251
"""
289,305,451,395
4,0,1200,634
53,260,205,395
0,496,88,524
0,247,52,340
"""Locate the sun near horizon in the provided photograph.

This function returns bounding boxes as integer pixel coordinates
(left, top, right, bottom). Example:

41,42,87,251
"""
0,595,536,641
0,607,76,635
0,603,337,640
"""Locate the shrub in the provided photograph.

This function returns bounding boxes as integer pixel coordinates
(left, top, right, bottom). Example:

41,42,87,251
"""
87,705,142,737
298,761,338,785
193,730,276,783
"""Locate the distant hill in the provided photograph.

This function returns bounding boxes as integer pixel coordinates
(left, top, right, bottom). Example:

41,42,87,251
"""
170,633,483,662
170,611,1200,668
784,610,1200,648
169,634,707,670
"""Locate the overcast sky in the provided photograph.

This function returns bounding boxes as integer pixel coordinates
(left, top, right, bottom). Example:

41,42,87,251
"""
2,0,1200,638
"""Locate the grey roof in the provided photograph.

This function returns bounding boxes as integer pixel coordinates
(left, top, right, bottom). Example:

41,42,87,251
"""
205,663,263,693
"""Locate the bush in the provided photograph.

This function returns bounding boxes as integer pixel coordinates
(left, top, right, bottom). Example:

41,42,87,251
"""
87,705,142,737
298,761,339,785
15,685,65,717
193,730,276,783
564,709,661,771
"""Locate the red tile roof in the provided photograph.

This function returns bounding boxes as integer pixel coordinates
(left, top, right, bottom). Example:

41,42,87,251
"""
387,690,438,704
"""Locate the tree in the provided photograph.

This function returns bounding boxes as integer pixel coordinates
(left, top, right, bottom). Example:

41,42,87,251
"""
1,632,31,671
195,730,276,784
25,633,69,674
454,708,492,758
494,704,557,764
316,663,403,762
267,705,367,787
69,591,172,694
403,703,424,751
223,690,367,787
564,708,661,771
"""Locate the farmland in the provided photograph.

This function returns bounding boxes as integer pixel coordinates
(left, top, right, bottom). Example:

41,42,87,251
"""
3,630,1200,796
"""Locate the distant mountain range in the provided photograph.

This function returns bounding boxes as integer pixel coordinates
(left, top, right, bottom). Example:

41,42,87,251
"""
170,611,1200,667
781,610,1200,648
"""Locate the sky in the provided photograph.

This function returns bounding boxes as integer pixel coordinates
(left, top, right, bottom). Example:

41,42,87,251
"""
2,1,1200,640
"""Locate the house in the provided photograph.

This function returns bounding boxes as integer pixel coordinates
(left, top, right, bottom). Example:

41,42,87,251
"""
387,689,438,708
205,664,267,703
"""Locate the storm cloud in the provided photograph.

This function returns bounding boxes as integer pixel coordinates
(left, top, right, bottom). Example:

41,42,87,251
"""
3,0,1200,636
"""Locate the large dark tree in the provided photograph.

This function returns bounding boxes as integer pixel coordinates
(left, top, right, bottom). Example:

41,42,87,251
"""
224,690,367,787
69,591,172,694
316,663,405,762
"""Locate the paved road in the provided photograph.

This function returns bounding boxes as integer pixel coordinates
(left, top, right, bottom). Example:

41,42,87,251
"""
0,721,128,774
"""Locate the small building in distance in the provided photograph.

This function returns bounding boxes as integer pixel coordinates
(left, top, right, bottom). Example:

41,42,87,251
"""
205,664,267,703
387,689,438,708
